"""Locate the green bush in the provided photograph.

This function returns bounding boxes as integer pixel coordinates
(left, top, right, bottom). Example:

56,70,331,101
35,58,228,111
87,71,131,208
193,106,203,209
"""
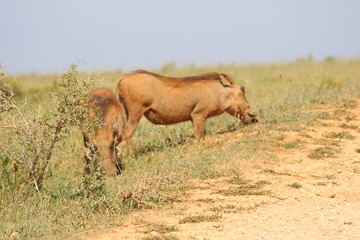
0,65,98,191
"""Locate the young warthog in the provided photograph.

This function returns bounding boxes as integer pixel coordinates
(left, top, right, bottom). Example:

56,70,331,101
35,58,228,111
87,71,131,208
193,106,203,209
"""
82,88,126,176
117,70,258,157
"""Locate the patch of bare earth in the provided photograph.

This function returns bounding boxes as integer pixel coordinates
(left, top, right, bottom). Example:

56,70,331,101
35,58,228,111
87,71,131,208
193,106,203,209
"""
78,100,360,240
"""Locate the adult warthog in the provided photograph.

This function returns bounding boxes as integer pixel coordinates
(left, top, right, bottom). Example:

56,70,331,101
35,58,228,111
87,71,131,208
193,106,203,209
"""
117,70,258,157
82,88,126,176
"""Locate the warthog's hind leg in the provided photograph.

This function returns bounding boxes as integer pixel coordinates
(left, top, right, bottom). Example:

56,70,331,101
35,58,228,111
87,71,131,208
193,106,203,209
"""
124,110,143,158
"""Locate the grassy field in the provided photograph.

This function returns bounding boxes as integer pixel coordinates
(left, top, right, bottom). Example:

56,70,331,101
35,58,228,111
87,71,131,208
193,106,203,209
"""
1,58,360,239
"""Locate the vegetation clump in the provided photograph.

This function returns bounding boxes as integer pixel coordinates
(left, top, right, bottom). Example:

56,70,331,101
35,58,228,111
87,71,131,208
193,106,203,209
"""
308,146,340,159
325,131,355,140
1,65,98,192
179,214,221,224
287,182,303,189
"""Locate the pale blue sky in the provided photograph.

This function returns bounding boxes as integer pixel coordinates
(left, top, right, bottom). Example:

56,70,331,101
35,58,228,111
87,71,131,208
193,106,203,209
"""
1,0,360,73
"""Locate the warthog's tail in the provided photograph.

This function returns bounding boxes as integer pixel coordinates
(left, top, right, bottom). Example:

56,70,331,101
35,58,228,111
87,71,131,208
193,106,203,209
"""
115,78,129,120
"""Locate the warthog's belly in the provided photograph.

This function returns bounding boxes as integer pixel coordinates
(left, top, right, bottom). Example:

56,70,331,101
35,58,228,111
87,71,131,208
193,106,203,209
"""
144,108,192,125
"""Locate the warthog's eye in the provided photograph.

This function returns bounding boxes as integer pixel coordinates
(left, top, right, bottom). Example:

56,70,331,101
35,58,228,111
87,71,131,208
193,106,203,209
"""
248,113,256,118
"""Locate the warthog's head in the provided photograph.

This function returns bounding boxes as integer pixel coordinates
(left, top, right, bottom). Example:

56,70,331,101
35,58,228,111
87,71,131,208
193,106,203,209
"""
226,85,258,125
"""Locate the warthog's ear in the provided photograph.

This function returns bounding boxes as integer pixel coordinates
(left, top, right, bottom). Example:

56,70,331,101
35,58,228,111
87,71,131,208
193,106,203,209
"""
241,86,245,93
219,74,234,88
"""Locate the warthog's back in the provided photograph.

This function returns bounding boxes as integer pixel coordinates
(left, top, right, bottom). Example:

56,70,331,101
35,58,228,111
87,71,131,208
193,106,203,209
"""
117,70,236,125
118,70,234,86
91,88,126,128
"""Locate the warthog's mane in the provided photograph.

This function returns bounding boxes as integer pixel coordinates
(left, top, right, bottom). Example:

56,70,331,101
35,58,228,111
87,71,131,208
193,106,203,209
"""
127,69,235,85
91,88,119,121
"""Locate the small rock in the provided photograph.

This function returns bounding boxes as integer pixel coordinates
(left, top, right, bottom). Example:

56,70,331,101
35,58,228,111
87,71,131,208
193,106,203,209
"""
195,237,207,240
213,224,222,228
329,194,336,198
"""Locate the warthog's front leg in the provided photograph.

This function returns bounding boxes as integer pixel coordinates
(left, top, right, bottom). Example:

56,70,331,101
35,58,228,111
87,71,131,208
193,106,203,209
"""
114,140,124,172
191,113,206,139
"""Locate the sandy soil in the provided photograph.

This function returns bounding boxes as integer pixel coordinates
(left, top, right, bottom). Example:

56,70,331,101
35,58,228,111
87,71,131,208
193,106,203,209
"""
78,101,360,240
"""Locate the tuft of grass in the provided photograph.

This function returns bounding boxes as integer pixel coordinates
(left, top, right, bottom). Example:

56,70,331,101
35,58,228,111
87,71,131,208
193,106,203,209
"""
319,76,343,90
209,204,237,213
287,182,302,189
345,115,358,121
179,214,221,224
261,169,292,176
142,234,179,240
261,169,277,175
144,223,178,234
317,182,328,186
284,140,302,149
333,109,351,116
313,139,340,147
255,180,272,186
340,97,357,108
315,111,337,120
216,184,271,197
196,198,215,203
325,174,336,180
339,124,357,129
308,146,340,159
218,177,272,196
226,176,250,185
325,131,355,140
334,109,357,121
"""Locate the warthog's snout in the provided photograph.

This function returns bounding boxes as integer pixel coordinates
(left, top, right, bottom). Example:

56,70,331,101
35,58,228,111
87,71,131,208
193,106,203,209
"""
241,111,258,125
247,112,258,123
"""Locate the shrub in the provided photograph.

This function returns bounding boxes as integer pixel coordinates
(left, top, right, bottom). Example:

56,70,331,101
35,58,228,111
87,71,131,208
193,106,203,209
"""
0,65,98,192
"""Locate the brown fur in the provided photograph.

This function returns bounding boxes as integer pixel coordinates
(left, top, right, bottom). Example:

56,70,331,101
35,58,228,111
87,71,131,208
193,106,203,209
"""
127,69,235,85
83,88,127,176
117,71,257,157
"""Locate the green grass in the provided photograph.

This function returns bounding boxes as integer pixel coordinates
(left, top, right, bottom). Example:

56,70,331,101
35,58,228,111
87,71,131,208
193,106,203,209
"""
325,131,356,140
287,182,303,189
142,234,179,240
144,223,178,234
196,198,215,203
308,146,340,159
1,58,360,239
339,124,358,129
325,174,336,180
179,214,221,224
217,177,271,196
284,140,303,149
261,169,293,176
315,111,338,120
216,185,271,197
